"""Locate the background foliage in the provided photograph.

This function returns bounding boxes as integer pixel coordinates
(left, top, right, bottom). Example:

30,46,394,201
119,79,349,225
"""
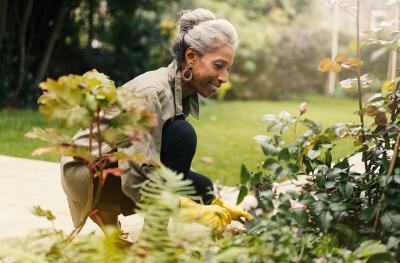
1,0,394,108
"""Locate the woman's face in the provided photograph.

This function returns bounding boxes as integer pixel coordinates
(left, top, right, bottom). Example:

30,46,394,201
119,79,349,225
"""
186,43,234,98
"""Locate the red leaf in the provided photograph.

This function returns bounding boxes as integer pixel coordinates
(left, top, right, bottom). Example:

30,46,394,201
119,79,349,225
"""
102,168,124,177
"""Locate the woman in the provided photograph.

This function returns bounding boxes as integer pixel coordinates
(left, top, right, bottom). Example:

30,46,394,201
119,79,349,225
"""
61,8,252,237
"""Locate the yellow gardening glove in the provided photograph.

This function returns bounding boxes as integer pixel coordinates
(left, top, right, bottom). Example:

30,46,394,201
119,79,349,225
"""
211,196,254,222
176,197,232,236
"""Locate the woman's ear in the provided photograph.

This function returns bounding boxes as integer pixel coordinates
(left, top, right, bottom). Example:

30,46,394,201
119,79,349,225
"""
184,47,198,65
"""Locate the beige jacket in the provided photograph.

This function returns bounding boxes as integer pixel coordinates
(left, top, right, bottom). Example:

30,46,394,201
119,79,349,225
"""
60,61,200,226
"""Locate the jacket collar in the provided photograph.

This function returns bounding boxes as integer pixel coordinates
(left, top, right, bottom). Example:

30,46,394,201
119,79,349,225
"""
167,61,199,120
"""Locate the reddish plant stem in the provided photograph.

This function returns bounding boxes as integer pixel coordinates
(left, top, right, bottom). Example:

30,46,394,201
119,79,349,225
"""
66,106,106,242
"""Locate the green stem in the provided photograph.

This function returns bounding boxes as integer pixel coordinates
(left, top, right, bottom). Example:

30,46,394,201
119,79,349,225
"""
355,0,371,205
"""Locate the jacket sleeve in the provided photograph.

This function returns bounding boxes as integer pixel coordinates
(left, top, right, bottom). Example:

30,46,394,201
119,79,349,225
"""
118,85,163,203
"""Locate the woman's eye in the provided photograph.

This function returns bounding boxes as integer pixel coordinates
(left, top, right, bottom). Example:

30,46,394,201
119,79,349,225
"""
214,64,224,70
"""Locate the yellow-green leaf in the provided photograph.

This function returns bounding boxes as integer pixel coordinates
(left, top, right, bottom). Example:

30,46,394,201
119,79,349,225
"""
381,80,395,93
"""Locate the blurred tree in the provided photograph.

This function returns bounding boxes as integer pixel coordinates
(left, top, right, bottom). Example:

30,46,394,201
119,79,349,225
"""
0,0,176,108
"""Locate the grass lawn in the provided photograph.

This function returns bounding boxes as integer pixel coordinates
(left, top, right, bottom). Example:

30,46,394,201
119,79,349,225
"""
0,96,363,186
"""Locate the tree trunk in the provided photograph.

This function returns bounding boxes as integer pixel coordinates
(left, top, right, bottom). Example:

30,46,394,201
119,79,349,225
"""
87,0,94,49
0,0,8,49
34,0,75,88
14,0,33,105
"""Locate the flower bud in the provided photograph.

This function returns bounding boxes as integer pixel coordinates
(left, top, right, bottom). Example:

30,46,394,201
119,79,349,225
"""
299,102,307,114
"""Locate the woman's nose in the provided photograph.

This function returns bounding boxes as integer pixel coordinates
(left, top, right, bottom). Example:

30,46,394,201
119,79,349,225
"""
218,69,228,83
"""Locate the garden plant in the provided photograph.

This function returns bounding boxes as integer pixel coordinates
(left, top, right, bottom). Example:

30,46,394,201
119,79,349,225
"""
2,0,400,262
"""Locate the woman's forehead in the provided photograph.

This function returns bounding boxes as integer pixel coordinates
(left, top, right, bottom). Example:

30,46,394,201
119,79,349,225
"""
204,43,234,64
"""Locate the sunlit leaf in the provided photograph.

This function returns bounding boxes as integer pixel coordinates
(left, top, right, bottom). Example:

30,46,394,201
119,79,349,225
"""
307,149,321,160
339,78,354,89
345,58,363,67
25,127,71,144
253,135,272,144
317,58,333,72
335,54,348,63
354,240,390,258
331,63,342,73
381,80,395,93
32,144,92,159
260,114,277,122
32,146,61,156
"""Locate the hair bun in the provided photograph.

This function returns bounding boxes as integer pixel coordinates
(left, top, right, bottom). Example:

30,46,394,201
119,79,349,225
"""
178,8,216,33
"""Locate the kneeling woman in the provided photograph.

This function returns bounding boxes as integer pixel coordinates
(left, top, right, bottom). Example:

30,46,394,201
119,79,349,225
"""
61,8,252,237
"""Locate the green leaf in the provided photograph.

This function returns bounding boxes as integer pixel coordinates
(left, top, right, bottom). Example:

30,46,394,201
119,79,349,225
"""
319,210,333,232
329,202,347,211
25,127,72,144
316,175,326,188
360,204,379,222
260,114,277,122
253,135,272,144
325,181,336,189
274,167,290,182
307,149,321,160
354,240,390,258
288,163,300,173
331,223,358,242
299,192,315,206
31,206,56,221
268,122,284,132
300,118,321,133
278,111,291,121
236,185,248,205
278,148,290,162
339,182,354,198
313,201,328,214
323,150,332,165
251,171,261,186
274,134,284,145
304,159,313,174
261,143,280,156
263,158,280,170
291,207,308,225
387,236,400,250
240,164,251,184
381,80,395,93
380,212,394,231
393,175,400,184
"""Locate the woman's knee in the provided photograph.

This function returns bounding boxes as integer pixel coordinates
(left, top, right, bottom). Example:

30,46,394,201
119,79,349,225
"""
162,119,197,155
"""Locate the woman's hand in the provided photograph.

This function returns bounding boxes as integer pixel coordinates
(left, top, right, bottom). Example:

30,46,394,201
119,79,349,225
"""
211,196,254,222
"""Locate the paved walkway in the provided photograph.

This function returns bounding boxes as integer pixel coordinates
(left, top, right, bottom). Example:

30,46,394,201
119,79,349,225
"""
0,155,232,241
0,153,364,241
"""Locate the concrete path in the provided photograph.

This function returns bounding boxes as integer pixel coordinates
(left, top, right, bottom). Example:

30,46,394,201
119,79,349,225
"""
0,155,227,241
0,153,364,241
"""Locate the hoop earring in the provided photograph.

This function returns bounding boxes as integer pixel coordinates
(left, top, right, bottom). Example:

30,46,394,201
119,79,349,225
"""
182,64,193,82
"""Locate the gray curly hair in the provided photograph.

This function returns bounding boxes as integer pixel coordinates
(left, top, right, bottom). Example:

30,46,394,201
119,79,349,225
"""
170,8,238,69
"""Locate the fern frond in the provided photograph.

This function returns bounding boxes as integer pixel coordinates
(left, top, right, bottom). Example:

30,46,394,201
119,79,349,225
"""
132,165,197,262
